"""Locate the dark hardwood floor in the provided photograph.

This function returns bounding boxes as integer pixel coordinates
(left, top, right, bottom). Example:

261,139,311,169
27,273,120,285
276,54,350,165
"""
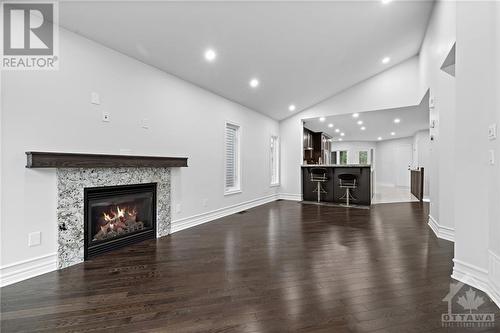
1,201,499,332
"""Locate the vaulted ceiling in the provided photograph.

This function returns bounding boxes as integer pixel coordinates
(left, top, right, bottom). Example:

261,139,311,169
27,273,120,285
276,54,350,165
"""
58,1,435,120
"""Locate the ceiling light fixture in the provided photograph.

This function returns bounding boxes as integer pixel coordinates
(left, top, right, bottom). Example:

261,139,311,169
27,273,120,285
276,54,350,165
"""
352,113,359,118
335,129,340,133
338,138,343,141
328,123,333,128
204,49,217,62
340,132,345,137
391,132,396,136
249,78,259,88
394,118,401,123
361,126,366,131
382,57,391,64
319,117,326,122
378,137,382,140
357,120,363,125
288,104,296,112
381,0,393,4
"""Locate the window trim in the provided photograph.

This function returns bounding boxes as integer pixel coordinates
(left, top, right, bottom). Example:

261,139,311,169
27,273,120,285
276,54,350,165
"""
224,121,242,195
270,135,280,187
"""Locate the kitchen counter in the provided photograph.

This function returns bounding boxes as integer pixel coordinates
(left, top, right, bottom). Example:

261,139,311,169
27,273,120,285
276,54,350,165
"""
301,165,372,205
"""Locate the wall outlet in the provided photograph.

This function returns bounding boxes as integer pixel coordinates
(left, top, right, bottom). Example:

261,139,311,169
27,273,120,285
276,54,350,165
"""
28,231,41,247
488,123,497,140
489,150,495,165
102,111,111,122
175,203,182,214
91,92,100,105
141,118,150,129
202,198,208,207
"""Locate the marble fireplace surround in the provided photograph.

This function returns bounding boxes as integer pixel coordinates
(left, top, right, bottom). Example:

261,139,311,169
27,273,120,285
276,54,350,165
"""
25,152,188,269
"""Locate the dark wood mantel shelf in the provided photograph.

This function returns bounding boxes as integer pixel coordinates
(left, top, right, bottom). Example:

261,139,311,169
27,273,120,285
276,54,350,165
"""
25,152,188,168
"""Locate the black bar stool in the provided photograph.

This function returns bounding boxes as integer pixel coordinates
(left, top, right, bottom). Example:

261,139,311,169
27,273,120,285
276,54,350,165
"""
338,174,357,206
310,168,328,203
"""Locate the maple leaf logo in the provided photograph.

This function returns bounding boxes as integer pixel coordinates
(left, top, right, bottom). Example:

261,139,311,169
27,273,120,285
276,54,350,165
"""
457,288,485,313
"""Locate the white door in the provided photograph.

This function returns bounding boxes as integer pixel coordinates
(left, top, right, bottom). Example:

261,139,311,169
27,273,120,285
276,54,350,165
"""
395,144,412,187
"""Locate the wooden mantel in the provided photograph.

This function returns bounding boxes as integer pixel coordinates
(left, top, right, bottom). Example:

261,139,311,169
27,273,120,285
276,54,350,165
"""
25,152,188,168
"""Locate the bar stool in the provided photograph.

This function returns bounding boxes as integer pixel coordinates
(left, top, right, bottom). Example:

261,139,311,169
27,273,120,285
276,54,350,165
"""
310,168,328,203
338,174,357,206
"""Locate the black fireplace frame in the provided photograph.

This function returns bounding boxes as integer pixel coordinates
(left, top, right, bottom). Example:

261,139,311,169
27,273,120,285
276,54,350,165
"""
83,183,157,260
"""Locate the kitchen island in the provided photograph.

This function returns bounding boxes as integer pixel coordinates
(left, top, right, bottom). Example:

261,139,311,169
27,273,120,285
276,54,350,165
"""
301,165,372,205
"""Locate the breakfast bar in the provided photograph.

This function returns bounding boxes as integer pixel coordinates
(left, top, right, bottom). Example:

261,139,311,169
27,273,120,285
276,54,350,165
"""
301,165,372,206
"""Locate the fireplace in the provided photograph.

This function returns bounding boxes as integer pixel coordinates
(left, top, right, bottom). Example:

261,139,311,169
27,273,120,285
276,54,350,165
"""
84,183,157,259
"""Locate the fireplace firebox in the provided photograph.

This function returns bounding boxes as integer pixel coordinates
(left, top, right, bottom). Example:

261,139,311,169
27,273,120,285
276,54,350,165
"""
84,183,157,259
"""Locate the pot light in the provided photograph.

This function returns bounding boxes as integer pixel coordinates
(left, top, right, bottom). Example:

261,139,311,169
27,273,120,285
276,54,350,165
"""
249,78,259,88
288,104,296,112
338,138,343,141
361,126,366,131
381,0,393,4
328,123,334,128
382,57,391,64
378,137,382,140
204,49,217,62
319,117,326,122
352,113,359,118
357,120,363,125
340,132,345,137
394,118,401,123
390,132,396,136
335,129,340,133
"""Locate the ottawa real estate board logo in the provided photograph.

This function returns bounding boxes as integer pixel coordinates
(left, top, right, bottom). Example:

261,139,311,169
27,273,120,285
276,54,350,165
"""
1,1,59,70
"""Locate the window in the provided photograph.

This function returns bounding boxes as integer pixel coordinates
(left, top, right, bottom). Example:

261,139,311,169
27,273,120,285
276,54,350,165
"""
359,151,368,164
270,136,279,186
339,151,348,165
331,151,338,164
225,122,241,194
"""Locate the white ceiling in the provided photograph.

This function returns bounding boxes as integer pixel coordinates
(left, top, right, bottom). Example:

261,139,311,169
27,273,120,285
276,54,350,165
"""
303,103,429,142
58,1,434,120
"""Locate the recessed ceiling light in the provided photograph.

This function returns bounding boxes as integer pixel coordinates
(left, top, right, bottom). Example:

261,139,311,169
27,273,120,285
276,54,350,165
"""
249,78,259,88
288,104,296,112
394,118,401,123
352,113,359,118
204,49,216,62
357,120,363,125
338,138,343,141
335,129,340,133
361,126,366,131
319,117,326,122
391,132,396,136
381,0,393,4
382,57,391,64
328,123,334,128
378,137,382,140
340,132,345,137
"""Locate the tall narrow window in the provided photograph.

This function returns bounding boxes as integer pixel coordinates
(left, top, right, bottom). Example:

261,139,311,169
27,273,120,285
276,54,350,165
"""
339,151,348,165
270,136,280,186
359,151,368,164
225,122,241,194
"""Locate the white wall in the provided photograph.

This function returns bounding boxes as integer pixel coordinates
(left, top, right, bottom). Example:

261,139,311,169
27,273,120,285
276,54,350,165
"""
0,28,279,269
375,137,413,187
418,0,456,233
280,57,422,198
330,141,376,165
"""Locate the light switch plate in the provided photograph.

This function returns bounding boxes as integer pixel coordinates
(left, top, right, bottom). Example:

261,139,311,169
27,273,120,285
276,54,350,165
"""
102,111,110,122
488,124,497,140
28,231,41,247
91,92,100,105
489,150,495,165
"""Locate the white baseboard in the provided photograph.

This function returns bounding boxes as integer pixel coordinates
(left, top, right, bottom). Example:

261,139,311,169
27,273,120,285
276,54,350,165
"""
171,194,280,233
0,253,57,287
428,215,455,242
422,196,430,202
452,257,500,308
278,193,302,201
488,250,500,307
